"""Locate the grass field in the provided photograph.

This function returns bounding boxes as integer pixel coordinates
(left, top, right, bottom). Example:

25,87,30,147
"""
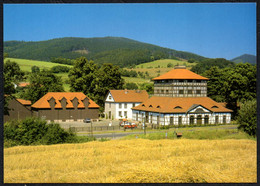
4,138,256,183
4,58,72,72
122,76,151,84
125,59,197,78
135,59,196,68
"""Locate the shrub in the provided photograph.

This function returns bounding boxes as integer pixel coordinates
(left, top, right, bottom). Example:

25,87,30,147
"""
4,117,79,147
237,99,257,137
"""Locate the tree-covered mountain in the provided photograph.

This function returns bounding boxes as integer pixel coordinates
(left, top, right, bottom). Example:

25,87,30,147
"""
4,37,206,67
231,54,256,64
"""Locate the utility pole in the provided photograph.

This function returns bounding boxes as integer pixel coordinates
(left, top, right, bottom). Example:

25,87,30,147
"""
90,120,93,138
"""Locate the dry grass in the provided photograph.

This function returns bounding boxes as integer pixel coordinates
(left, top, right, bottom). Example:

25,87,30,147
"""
4,139,256,183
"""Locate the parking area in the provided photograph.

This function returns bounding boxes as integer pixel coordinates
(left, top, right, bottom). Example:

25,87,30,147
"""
57,119,138,129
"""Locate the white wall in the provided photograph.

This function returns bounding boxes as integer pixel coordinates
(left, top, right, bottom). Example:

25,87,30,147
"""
132,110,232,125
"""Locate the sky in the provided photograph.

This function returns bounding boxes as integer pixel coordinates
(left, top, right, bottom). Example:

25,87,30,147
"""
4,3,256,60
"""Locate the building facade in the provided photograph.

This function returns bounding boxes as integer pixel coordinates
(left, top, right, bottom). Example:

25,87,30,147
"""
31,92,100,122
104,90,149,120
4,97,32,123
132,66,232,126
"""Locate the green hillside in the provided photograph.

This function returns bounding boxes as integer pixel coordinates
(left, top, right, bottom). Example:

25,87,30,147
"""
135,59,196,68
231,54,256,64
4,58,72,72
4,37,206,67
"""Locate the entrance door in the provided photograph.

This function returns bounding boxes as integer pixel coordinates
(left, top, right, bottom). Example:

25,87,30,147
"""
204,115,209,124
197,115,202,124
145,112,149,123
215,116,219,124
170,117,174,125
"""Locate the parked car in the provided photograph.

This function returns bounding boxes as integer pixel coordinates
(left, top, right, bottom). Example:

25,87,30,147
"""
123,122,138,129
83,118,91,123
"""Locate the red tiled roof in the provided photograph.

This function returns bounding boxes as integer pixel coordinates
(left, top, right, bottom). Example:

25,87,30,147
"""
32,92,99,109
17,99,31,105
109,90,149,103
152,68,209,80
18,82,30,87
132,96,232,113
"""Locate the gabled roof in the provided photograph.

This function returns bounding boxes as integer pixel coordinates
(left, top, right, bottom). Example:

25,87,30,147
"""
17,99,31,105
108,90,149,103
152,68,209,80
32,92,99,109
132,96,232,113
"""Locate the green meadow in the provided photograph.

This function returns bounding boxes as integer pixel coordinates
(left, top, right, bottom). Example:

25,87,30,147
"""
135,59,196,68
4,58,72,72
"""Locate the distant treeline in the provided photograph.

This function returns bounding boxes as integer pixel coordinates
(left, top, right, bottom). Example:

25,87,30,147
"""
50,57,75,65
190,58,235,74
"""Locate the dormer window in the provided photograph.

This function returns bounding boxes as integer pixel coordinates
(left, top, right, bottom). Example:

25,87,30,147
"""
174,106,182,109
142,104,145,107
149,105,153,108
211,105,218,108
157,105,161,109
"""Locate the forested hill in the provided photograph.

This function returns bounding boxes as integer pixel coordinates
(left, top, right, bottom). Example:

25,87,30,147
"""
4,37,206,67
231,54,256,64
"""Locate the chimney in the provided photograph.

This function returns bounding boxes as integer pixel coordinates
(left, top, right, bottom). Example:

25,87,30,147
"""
136,90,141,93
125,89,128,94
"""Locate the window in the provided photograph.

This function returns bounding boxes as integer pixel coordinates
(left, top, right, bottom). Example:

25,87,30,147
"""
109,96,111,99
119,103,122,108
174,106,182,109
124,111,127,117
157,90,160,93
119,111,122,117
179,90,184,94
149,105,153,108
188,90,192,94
157,105,161,108
166,90,169,94
133,103,135,107
161,90,164,93
223,115,226,124
196,90,201,94
124,103,127,109
211,105,218,108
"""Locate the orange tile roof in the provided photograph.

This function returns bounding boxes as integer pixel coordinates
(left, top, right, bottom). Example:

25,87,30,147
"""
17,99,31,105
109,90,149,103
152,68,209,80
18,82,30,87
132,96,232,113
31,92,99,109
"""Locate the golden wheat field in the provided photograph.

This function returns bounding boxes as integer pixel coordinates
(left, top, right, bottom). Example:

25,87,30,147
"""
4,139,256,183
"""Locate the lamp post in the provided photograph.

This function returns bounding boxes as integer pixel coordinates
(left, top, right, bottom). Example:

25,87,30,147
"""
142,114,146,135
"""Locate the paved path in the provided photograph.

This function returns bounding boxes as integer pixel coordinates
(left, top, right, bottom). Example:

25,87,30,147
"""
78,125,238,139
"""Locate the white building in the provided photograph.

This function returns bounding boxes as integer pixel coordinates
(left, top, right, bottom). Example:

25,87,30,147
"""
132,66,233,126
104,89,149,120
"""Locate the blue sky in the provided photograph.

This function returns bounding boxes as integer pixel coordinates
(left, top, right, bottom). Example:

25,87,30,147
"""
4,3,256,60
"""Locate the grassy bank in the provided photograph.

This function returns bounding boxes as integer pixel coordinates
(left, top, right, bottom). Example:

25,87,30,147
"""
4,139,256,183
122,128,255,141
